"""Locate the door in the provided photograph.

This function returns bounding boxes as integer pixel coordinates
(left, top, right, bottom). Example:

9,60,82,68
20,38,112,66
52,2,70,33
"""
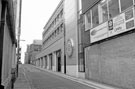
58,56,61,72
56,50,61,72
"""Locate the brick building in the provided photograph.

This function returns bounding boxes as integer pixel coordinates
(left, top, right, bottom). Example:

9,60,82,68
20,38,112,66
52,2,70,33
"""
25,40,42,65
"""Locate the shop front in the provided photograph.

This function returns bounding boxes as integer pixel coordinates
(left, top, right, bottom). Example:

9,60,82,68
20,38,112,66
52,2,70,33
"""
85,3,135,89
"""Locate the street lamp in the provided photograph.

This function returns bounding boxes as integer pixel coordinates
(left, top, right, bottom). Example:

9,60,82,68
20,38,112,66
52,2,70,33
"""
16,0,22,77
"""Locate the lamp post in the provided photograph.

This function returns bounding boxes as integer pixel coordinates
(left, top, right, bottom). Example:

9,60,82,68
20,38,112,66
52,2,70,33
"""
16,39,25,77
16,0,22,77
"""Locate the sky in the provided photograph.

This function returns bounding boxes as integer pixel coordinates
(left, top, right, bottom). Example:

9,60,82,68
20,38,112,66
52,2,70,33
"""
20,0,61,63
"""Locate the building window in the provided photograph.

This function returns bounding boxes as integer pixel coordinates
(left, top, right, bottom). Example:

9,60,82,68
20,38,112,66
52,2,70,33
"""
56,28,58,35
43,32,45,37
44,56,47,68
54,18,56,24
34,49,38,51
79,44,83,53
120,0,133,12
59,25,62,32
92,5,99,28
57,27,60,34
48,36,50,41
85,10,91,30
60,9,63,18
78,53,85,72
108,0,120,18
57,15,59,22
52,33,54,39
61,23,64,32
41,58,43,67
54,30,57,37
50,34,52,40
80,14,85,25
52,21,54,27
98,0,108,23
57,15,59,21
49,54,53,70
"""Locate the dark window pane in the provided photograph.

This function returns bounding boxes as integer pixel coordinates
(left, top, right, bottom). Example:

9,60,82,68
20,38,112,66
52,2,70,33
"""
120,0,133,12
99,0,108,23
85,10,91,30
92,5,99,27
109,0,120,18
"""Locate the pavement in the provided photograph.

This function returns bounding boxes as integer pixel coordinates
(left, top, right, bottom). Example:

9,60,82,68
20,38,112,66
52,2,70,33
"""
14,64,122,89
14,65,31,89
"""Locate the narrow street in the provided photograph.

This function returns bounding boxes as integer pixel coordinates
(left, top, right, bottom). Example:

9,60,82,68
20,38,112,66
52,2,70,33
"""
22,64,95,89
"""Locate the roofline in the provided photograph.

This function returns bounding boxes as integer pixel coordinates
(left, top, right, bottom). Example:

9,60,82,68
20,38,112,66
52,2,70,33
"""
43,0,64,32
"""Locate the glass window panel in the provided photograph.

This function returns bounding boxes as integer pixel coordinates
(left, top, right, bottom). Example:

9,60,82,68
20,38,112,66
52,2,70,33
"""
80,15,85,25
60,25,62,32
85,10,91,30
108,0,120,18
78,53,85,72
98,0,108,23
120,0,133,12
57,27,60,34
60,9,63,18
92,5,99,28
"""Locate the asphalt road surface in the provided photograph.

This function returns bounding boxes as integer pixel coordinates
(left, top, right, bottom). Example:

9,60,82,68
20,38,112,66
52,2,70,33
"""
22,64,95,89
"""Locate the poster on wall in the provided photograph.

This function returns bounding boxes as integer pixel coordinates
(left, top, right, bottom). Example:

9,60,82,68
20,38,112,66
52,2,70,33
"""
108,19,113,31
90,22,108,43
108,13,126,37
66,39,74,57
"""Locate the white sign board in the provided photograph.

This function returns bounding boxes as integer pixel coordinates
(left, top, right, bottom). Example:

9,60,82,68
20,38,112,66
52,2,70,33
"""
90,22,108,43
108,13,126,37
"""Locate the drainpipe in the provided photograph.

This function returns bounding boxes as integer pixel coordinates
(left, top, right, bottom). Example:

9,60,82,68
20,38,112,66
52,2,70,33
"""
64,23,66,74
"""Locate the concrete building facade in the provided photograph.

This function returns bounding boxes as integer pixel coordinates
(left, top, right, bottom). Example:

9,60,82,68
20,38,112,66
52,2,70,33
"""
35,0,65,73
0,0,21,88
35,0,84,77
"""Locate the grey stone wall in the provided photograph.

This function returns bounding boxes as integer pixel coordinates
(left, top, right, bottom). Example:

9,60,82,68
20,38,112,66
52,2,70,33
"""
85,32,135,89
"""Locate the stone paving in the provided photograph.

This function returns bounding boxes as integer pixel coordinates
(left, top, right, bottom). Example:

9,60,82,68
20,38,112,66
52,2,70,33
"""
14,65,31,89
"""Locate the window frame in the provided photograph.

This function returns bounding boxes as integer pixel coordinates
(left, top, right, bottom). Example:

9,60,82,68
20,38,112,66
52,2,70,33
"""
120,0,133,12
78,52,85,72
85,9,92,31
84,0,134,31
108,0,120,19
92,4,100,28
98,0,109,23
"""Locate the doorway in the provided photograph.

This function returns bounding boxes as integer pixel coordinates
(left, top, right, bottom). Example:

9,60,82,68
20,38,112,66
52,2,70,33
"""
56,50,61,72
49,54,53,70
64,55,66,74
